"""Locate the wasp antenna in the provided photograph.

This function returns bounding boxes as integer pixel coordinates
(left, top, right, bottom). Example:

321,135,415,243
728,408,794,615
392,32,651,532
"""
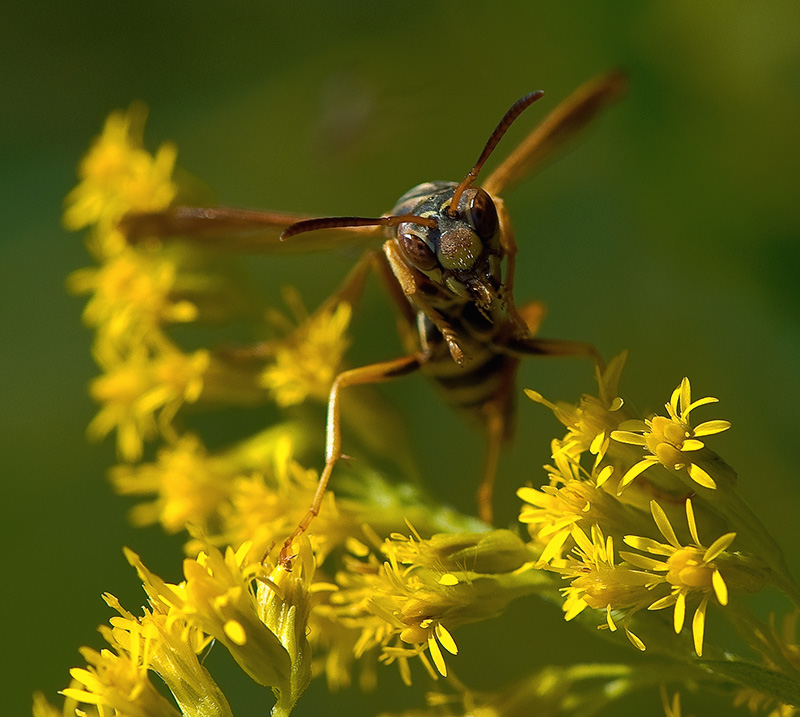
281,214,436,240
448,90,545,217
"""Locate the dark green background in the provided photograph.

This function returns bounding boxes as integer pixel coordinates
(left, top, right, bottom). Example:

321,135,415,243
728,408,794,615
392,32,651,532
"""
3,2,800,715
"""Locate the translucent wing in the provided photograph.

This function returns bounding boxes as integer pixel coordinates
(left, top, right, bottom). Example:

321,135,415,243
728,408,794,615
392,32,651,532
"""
121,205,385,254
483,71,627,197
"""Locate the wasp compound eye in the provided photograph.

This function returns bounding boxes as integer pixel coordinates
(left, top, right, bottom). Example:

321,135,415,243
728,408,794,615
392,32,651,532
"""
466,188,498,239
438,226,482,271
399,227,438,271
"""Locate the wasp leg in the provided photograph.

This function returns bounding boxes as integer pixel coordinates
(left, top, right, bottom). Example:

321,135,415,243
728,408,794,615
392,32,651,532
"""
506,335,604,370
279,352,425,568
495,197,518,298
213,250,378,365
517,299,547,335
475,355,519,524
318,249,378,313
477,402,508,525
384,241,465,363
371,250,419,338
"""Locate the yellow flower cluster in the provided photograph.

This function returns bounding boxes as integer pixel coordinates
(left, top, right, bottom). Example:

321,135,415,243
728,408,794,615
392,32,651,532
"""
43,108,800,717
311,527,546,687
519,356,779,657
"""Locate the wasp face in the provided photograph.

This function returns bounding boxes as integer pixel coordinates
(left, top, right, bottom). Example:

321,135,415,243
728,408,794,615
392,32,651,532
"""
394,184,504,313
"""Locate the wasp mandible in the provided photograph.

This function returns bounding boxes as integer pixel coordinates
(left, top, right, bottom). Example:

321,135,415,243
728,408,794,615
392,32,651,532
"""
123,72,626,566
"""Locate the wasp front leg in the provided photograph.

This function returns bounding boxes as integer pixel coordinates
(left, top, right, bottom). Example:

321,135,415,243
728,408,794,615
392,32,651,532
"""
383,241,466,364
279,351,425,568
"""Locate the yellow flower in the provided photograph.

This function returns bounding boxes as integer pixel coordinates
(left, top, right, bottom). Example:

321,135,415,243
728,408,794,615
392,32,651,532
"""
525,352,628,463
611,377,731,492
88,344,209,461
61,632,181,717
319,529,545,686
256,538,316,717
621,499,736,656
261,292,352,407
63,104,177,257
110,434,232,533
67,247,198,351
125,543,292,690
320,547,457,686
518,447,625,564
219,434,346,562
551,523,652,651
102,594,233,717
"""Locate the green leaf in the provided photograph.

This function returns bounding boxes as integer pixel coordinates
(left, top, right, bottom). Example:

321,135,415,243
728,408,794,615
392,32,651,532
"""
700,660,800,707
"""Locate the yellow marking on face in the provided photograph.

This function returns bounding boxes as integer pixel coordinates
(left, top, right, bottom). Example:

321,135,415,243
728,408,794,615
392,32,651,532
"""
445,276,469,297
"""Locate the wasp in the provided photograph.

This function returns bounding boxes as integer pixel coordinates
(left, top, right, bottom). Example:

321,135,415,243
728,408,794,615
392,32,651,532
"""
123,72,626,566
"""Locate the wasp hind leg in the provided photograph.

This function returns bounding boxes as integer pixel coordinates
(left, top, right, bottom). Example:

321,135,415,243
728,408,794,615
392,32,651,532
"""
477,406,508,524
279,352,424,568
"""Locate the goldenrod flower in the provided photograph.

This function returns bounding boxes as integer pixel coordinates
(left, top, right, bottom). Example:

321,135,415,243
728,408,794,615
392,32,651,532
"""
101,594,232,717
261,292,353,407
87,344,209,461
110,434,232,532
551,523,652,651
621,499,736,656
518,450,631,564
525,352,628,463
63,104,177,257
47,105,800,717
319,529,545,686
67,247,198,351
256,538,316,717
221,444,343,563
126,543,293,689
61,631,181,717
611,377,731,491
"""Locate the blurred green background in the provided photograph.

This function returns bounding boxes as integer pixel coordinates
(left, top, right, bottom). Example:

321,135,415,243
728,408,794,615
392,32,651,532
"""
3,2,800,715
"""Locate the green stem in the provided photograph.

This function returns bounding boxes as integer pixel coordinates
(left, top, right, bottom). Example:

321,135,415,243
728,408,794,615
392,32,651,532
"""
722,601,800,682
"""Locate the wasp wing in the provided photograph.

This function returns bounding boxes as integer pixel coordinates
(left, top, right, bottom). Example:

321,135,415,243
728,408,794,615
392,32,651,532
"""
483,71,627,197
121,205,384,254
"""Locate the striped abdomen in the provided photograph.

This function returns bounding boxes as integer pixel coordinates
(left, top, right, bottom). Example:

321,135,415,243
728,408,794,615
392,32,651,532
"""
417,300,520,433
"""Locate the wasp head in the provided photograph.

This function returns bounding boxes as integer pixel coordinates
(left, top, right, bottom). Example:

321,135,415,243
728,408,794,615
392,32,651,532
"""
394,183,504,314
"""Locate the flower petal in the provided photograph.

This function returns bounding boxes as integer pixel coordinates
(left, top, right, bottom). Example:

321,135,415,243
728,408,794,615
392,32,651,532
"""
685,499,700,546
692,597,709,656
427,633,447,676
650,501,680,548
693,419,731,437
610,430,647,446
673,592,686,633
704,532,736,562
618,457,658,492
435,623,458,655
688,463,717,489
712,569,729,606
